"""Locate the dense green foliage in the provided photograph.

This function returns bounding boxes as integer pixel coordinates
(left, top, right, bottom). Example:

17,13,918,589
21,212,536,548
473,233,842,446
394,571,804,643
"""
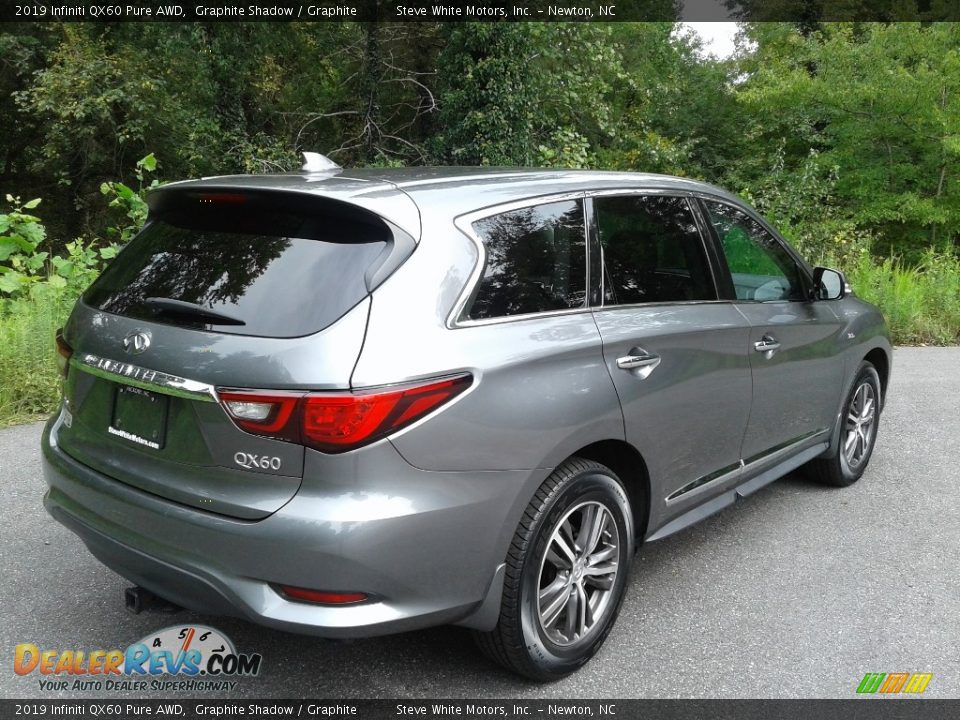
4,21,959,259
1,20,959,425
0,158,151,425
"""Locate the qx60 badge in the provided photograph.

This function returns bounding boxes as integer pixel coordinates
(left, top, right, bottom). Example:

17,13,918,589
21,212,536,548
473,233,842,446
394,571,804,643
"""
234,452,282,471
123,329,152,355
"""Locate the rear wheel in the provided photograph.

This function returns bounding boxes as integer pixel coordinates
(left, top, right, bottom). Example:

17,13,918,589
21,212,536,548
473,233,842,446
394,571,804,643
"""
805,361,882,487
474,458,633,681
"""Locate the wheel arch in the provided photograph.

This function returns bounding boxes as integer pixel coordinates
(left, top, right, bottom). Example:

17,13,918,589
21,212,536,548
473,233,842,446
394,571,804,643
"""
822,344,889,459
570,440,651,543
864,346,890,408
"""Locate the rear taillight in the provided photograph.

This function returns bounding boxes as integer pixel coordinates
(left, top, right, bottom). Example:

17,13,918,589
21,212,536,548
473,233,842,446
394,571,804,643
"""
218,373,471,453
219,390,301,443
55,328,72,379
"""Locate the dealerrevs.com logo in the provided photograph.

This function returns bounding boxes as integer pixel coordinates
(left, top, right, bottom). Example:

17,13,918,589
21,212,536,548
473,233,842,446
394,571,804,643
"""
14,625,262,692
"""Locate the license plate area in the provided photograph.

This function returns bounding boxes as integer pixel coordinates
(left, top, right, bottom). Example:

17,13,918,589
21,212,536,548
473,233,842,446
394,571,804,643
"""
110,384,169,450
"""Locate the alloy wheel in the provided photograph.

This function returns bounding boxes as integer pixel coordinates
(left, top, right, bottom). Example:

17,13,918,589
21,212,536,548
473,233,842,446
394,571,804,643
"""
536,500,621,647
843,381,877,469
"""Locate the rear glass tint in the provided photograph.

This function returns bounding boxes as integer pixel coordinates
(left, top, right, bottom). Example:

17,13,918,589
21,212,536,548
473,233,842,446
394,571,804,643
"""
83,195,389,338
468,200,587,321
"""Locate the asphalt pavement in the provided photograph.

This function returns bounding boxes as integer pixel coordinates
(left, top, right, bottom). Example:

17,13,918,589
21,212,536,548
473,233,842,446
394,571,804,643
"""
1,347,957,699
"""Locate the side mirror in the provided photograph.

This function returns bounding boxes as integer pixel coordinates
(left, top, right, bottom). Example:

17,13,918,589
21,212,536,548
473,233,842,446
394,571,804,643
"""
812,266,847,300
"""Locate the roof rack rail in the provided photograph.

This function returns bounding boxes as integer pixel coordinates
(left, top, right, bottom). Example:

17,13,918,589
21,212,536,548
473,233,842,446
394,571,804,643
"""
301,152,341,172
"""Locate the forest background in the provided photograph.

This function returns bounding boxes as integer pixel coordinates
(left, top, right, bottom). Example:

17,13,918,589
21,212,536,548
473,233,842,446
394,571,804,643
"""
1,20,958,424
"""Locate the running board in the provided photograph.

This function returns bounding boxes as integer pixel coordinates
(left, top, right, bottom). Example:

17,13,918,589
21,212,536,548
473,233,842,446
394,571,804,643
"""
645,442,828,543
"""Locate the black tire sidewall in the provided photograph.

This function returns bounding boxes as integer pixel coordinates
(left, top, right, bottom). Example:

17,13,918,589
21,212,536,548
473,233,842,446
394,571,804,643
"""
838,363,882,482
517,469,633,678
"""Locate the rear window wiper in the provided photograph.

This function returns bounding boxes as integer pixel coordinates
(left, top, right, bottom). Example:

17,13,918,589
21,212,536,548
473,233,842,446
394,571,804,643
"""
144,297,246,326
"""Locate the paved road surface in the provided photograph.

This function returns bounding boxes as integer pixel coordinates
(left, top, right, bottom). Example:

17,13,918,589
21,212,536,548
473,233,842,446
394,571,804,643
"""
1,347,957,699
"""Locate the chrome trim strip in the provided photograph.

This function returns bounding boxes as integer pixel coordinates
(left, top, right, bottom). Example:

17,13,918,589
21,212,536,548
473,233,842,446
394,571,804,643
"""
592,299,735,313
72,353,218,402
454,306,596,328
667,460,743,502
742,428,829,470
647,442,829,543
666,428,830,503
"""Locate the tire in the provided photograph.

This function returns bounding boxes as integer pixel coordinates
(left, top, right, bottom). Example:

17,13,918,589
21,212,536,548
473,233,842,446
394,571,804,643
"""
804,361,882,487
474,457,634,681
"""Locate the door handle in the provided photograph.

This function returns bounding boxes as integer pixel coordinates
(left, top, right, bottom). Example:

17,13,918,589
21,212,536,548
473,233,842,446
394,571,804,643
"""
616,350,661,378
753,335,781,355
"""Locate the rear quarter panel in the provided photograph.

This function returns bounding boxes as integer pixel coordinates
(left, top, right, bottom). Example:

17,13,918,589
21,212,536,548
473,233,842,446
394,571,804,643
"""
351,227,624,473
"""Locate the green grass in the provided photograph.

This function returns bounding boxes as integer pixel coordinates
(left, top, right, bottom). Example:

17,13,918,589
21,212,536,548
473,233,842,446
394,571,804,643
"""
0,288,74,427
842,249,960,346
0,251,957,428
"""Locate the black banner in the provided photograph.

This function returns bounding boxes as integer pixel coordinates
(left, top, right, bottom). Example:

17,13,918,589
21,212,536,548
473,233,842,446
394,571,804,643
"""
1,0,958,23
3,700,960,720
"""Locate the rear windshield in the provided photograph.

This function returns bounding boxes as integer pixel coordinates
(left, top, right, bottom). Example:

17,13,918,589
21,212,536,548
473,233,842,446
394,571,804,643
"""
83,195,389,338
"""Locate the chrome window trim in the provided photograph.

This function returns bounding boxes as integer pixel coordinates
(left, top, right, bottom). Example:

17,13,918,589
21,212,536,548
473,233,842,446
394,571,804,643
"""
454,306,597,329
448,187,721,329
590,299,736,315
71,353,218,402
449,191,589,329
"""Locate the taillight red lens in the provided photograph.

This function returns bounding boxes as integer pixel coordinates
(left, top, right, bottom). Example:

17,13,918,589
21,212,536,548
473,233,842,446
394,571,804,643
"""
218,374,471,453
55,328,72,379
301,375,471,452
278,586,368,605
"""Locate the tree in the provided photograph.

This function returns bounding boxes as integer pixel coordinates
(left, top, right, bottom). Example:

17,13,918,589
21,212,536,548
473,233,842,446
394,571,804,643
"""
734,22,960,259
432,23,619,167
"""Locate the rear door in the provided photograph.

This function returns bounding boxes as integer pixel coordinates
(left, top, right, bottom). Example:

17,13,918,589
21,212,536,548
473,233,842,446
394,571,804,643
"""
588,193,753,527
57,189,411,519
700,199,844,467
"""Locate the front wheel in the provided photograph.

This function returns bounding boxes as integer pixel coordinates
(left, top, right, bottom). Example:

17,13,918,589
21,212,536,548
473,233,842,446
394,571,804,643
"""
804,361,882,487
474,458,634,681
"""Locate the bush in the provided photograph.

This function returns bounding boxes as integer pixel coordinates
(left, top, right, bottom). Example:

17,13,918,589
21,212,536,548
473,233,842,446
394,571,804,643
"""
0,197,119,304
844,250,960,346
0,284,74,426
0,155,156,426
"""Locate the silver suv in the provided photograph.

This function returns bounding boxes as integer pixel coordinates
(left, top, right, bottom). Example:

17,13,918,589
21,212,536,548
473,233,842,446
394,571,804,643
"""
42,165,891,680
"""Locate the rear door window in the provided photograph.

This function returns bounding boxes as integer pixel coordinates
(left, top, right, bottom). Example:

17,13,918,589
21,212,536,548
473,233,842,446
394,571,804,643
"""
593,195,716,305
467,200,587,321
83,195,389,338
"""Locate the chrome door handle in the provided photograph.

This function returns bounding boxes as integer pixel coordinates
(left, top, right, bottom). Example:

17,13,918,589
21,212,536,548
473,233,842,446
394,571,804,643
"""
753,335,781,354
616,351,661,379
617,353,660,369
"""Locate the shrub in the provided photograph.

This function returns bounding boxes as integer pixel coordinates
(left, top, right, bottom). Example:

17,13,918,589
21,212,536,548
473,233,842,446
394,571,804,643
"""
0,284,74,425
0,154,157,426
844,250,960,346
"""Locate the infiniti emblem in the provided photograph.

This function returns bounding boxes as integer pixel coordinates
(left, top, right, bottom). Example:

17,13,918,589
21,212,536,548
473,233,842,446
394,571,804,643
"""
123,330,152,355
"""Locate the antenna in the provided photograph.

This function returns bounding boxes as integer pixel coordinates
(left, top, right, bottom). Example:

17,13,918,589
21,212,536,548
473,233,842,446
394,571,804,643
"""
301,152,341,172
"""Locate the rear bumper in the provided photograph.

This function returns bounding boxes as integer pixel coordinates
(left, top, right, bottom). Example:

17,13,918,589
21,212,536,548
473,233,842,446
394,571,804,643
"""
42,413,545,638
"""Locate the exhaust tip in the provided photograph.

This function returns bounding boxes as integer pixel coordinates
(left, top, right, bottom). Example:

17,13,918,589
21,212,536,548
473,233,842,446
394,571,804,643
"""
124,586,182,615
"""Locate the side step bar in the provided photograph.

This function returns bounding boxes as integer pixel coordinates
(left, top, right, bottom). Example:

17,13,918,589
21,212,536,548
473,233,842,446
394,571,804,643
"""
645,443,828,543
